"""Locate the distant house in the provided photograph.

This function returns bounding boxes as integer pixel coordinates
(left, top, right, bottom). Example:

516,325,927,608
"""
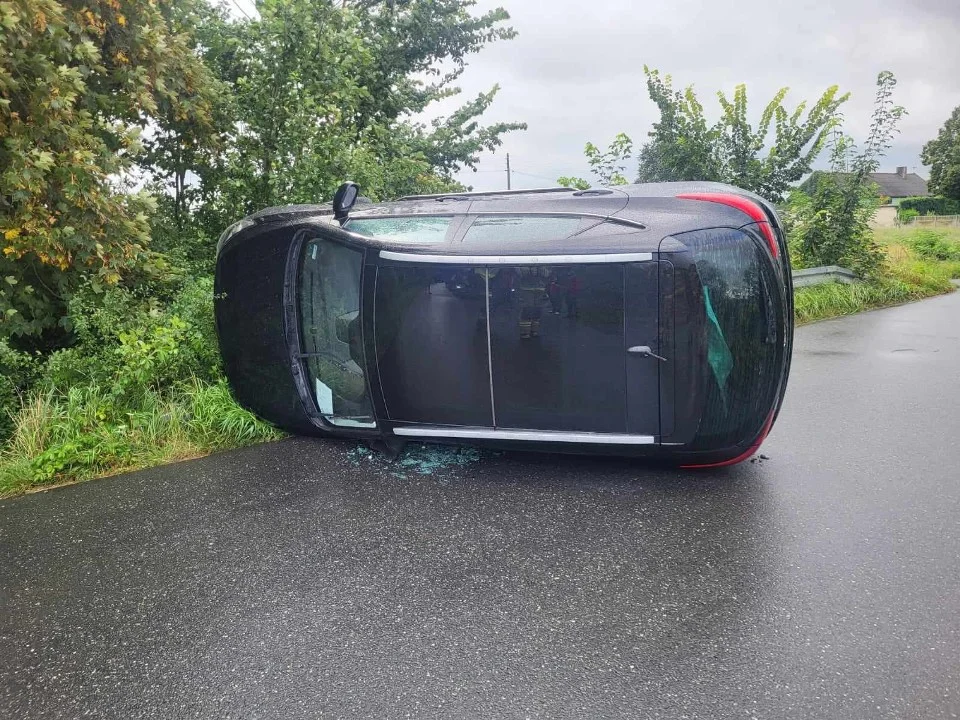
799,166,929,228
866,167,929,205
800,166,929,206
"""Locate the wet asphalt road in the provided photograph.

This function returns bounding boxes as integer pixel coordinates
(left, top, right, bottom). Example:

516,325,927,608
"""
2,293,960,720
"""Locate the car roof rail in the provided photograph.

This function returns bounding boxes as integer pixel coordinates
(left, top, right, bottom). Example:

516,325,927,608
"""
397,187,574,201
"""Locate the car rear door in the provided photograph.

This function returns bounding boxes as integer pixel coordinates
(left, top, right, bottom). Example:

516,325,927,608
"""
624,261,662,436
486,260,630,433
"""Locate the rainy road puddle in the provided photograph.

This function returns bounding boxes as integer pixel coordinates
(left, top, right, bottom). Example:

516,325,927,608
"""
885,346,941,360
346,442,499,480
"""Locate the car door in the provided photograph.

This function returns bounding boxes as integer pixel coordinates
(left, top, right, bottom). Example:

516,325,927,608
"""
487,260,630,433
624,260,661,436
373,258,495,427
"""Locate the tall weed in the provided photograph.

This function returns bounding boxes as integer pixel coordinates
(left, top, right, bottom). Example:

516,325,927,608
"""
908,229,960,262
0,380,280,496
186,380,283,448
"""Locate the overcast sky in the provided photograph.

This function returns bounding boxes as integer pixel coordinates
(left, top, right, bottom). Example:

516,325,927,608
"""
415,0,960,191
229,0,959,193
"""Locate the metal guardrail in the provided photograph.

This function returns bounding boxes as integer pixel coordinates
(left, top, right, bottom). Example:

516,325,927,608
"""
792,265,858,288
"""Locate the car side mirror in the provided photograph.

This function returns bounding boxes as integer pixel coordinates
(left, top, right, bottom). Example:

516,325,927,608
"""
333,182,360,220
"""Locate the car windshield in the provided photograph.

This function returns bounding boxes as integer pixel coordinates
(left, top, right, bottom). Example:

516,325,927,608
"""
345,216,452,243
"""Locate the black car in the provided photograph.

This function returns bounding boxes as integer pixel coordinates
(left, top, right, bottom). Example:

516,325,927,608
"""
214,182,793,467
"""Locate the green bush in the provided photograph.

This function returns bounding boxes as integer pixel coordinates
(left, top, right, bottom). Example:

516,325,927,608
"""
170,276,222,381
908,230,960,262
899,196,960,216
3,385,133,485
897,208,920,222
783,187,884,276
42,277,221,399
0,273,280,496
0,340,39,443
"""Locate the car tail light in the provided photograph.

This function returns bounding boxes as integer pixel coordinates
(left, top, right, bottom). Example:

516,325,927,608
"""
676,192,779,259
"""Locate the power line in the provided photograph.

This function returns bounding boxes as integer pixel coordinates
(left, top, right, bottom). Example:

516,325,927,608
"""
469,167,580,181
511,169,565,183
229,0,253,20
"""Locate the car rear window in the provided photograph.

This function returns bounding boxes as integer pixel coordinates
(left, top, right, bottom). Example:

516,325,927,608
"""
673,227,782,449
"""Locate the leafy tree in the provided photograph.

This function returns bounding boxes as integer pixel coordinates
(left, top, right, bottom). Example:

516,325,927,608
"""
141,0,232,234
921,105,960,201
193,0,525,239
585,133,634,186
635,67,849,202
557,133,633,189
636,69,721,185
556,176,590,191
0,0,220,343
784,71,905,276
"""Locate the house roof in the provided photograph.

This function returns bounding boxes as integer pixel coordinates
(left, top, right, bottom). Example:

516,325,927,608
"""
866,172,929,198
798,170,930,198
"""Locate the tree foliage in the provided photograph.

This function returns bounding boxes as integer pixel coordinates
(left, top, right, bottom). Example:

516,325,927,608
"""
0,0,220,341
921,105,960,201
635,67,849,202
0,0,525,456
584,133,634,186
556,176,590,191
0,0,524,342
557,133,633,189
784,71,905,276
191,0,525,238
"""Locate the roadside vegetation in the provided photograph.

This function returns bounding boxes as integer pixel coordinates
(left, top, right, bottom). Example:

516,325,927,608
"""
563,70,960,326
0,0,523,497
2,1,959,497
0,278,284,496
793,227,960,324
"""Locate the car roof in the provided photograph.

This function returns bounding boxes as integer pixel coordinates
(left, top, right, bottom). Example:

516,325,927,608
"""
230,181,781,256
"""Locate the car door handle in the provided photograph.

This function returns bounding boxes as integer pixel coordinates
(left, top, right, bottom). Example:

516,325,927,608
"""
627,345,667,362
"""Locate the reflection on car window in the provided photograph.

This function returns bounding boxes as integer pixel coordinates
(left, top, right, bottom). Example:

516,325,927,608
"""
345,216,451,243
463,215,582,243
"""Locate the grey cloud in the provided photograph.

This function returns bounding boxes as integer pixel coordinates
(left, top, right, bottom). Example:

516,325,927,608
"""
436,0,960,191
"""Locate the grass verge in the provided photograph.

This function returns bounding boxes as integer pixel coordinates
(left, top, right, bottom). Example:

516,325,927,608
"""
0,380,283,498
794,228,960,324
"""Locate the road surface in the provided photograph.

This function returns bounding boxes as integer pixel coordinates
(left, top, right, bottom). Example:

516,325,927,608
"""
2,292,959,719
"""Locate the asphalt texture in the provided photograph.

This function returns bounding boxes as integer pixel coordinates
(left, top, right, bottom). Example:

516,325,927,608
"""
2,292,960,719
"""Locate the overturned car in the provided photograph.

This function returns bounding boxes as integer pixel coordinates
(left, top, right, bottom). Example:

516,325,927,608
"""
214,182,793,467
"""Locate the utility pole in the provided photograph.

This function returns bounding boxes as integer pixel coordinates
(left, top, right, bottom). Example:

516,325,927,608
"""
506,153,511,190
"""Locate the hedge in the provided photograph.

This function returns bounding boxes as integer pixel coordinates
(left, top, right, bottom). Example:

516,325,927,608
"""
898,196,960,217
